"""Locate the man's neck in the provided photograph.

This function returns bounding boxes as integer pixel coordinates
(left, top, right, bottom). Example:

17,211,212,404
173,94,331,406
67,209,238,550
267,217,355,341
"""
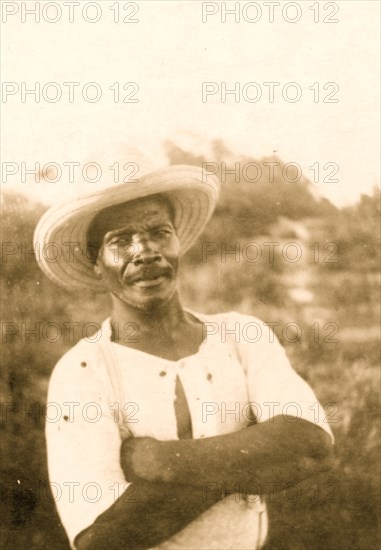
109,291,187,338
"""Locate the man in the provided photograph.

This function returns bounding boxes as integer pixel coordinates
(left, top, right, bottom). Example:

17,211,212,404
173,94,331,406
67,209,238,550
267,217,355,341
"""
35,159,333,550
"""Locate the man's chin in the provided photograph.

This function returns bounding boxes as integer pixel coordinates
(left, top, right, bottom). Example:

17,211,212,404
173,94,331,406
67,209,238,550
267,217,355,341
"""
115,283,176,311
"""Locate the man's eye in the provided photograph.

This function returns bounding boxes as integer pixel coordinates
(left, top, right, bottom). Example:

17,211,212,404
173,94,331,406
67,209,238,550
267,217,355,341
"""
153,229,172,237
110,237,130,246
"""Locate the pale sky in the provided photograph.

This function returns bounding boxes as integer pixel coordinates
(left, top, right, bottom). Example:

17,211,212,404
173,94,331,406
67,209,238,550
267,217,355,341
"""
1,0,380,206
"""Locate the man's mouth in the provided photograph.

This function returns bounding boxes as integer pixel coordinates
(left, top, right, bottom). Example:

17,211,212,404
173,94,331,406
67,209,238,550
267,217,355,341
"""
132,275,168,288
125,268,171,288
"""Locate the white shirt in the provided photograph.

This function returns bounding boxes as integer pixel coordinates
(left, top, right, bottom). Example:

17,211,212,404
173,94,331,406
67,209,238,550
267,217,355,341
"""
45,311,333,549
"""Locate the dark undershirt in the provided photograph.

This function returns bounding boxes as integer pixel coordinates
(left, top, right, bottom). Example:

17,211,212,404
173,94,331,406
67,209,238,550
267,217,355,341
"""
174,375,193,439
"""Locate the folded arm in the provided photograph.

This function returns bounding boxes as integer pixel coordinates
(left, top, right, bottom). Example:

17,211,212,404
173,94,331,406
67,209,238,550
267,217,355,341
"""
122,417,334,490
75,477,221,550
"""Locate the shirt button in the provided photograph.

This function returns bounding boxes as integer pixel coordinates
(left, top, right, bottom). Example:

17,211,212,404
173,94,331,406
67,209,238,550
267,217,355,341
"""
159,371,167,377
80,362,87,368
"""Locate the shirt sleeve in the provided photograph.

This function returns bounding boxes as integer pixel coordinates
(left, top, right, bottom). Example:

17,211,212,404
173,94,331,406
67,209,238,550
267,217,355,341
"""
45,341,130,548
228,312,334,441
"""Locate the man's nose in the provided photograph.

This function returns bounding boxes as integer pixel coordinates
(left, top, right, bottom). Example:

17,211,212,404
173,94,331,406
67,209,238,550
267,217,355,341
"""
132,252,162,266
130,235,162,266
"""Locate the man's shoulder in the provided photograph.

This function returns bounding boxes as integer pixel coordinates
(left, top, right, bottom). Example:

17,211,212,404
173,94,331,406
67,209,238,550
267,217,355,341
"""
46,324,112,417
50,325,105,382
195,309,284,357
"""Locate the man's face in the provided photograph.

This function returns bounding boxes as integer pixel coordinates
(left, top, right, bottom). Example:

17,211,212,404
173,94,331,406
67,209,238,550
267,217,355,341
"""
92,195,180,310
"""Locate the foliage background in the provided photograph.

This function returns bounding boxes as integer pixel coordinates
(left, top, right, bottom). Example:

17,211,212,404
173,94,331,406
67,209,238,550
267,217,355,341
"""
1,141,380,549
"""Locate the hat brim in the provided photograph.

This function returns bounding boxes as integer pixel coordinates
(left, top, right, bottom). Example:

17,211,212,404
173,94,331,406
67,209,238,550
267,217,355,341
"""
34,165,220,292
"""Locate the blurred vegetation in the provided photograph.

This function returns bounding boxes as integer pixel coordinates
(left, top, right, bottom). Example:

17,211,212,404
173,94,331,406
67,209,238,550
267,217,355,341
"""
1,141,380,549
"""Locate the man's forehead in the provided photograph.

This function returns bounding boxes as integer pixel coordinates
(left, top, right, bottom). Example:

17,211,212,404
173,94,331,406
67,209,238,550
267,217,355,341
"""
88,194,174,243
106,196,172,224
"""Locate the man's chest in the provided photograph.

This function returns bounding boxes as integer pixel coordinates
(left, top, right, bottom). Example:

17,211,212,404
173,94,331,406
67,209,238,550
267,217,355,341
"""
111,341,252,440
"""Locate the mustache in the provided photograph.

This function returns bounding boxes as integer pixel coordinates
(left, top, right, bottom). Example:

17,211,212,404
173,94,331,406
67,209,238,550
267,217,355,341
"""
125,266,173,284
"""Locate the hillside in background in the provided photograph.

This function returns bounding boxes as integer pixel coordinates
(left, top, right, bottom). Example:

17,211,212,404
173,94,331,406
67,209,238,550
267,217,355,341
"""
1,142,380,549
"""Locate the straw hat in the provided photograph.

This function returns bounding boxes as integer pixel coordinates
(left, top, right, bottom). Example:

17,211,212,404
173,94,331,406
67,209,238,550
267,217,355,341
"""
34,149,220,292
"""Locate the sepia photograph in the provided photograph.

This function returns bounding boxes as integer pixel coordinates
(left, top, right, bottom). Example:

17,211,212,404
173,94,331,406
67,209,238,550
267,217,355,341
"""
1,1,380,549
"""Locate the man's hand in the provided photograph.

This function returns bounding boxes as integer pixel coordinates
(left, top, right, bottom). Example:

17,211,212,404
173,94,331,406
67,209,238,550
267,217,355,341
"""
121,437,175,483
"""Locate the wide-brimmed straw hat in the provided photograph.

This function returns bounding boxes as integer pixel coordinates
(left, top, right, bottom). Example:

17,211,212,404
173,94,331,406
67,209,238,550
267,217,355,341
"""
34,149,220,292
